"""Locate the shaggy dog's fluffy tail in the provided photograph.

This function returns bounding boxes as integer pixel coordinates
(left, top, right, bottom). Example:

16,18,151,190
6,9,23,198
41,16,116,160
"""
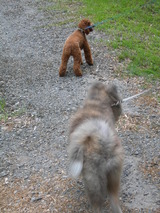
68,119,116,177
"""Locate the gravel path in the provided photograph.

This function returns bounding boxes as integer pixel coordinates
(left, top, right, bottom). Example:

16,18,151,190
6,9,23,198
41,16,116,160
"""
0,0,160,212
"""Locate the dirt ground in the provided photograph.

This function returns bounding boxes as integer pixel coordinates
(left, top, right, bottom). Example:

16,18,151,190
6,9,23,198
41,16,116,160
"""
0,0,160,212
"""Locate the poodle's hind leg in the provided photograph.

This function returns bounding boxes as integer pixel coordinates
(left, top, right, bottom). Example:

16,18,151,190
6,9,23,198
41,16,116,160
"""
84,42,93,65
59,49,70,77
72,47,83,76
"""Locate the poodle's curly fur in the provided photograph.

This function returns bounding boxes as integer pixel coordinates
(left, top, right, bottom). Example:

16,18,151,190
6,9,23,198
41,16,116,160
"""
59,19,93,77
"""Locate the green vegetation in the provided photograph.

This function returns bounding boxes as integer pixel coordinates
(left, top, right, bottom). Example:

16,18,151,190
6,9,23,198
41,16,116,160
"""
0,97,25,122
77,0,160,79
44,0,160,80
38,0,81,27
40,0,160,79
0,98,8,121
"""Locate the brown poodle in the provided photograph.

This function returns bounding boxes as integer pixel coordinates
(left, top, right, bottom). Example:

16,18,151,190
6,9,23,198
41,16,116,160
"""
59,19,93,77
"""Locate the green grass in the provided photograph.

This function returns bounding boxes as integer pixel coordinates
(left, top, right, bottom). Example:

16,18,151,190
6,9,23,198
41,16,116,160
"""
0,97,25,122
38,0,81,27
76,0,160,79
0,98,8,121
40,0,160,79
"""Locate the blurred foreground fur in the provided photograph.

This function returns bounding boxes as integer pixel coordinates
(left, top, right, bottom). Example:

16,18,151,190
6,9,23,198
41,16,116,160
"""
68,82,124,213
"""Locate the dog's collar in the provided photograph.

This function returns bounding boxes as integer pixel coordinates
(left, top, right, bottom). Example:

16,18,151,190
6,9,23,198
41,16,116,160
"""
111,100,122,107
77,28,85,33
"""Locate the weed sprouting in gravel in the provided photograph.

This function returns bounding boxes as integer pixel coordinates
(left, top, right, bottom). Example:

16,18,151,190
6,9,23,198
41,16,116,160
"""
0,97,8,121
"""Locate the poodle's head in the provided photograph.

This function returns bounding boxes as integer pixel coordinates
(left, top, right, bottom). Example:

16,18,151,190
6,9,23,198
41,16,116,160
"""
78,18,93,35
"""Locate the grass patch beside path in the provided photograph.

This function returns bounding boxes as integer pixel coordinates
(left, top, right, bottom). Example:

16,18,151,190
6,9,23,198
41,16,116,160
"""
38,0,82,27
40,0,160,80
0,97,25,122
0,98,7,121
77,0,160,80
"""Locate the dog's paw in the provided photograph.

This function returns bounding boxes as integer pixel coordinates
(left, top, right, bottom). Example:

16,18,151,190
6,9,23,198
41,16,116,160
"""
87,60,93,66
59,73,65,77
59,70,66,77
75,70,83,77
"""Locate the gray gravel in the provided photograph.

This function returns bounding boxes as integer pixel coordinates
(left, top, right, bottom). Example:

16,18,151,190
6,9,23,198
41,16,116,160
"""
0,0,160,212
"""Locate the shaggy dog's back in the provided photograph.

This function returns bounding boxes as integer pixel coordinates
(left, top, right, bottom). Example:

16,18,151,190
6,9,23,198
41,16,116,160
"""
68,82,124,213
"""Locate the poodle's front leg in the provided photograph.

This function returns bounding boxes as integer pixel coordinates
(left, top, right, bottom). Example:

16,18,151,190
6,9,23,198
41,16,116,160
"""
84,41,93,65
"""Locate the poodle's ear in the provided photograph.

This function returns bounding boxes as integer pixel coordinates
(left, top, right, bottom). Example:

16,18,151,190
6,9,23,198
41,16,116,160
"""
78,19,86,29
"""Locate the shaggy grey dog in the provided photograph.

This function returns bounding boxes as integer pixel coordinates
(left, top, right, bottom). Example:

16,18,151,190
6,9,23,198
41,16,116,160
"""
68,82,124,213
